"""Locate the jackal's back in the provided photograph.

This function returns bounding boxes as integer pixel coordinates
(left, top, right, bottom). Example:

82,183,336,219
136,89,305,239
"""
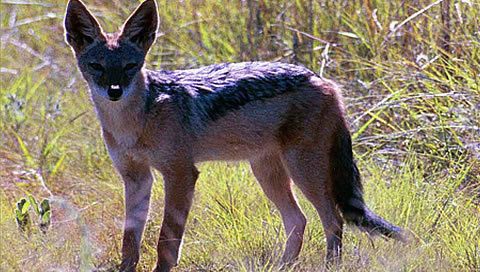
145,61,316,123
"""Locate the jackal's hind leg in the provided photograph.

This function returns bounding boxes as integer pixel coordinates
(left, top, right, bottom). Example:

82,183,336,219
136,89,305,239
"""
282,148,343,265
250,153,307,265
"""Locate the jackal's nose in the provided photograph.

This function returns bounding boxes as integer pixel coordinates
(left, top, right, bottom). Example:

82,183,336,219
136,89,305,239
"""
107,85,123,101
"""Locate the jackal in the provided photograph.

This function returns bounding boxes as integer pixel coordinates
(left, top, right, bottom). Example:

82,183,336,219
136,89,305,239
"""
64,0,405,271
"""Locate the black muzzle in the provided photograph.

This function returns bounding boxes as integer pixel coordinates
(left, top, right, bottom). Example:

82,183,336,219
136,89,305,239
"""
107,85,123,101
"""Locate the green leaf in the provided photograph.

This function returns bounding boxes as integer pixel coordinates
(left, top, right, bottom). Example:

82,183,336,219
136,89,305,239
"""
16,198,30,214
50,152,66,178
22,201,30,214
15,208,23,220
16,198,27,211
12,131,35,168
29,194,40,215
40,199,51,214
41,210,51,223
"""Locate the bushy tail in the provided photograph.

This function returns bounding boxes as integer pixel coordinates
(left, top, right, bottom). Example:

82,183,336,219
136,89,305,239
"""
329,126,405,241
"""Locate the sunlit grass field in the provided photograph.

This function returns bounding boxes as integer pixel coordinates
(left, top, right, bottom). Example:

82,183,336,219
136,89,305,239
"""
1,0,479,271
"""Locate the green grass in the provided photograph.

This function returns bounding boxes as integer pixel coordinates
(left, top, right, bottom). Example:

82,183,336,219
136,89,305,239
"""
1,0,479,271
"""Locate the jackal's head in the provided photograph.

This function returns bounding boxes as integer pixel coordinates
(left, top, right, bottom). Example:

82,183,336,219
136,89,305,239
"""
64,0,158,102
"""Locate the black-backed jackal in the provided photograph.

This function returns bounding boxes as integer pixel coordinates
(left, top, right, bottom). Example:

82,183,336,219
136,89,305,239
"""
64,0,405,271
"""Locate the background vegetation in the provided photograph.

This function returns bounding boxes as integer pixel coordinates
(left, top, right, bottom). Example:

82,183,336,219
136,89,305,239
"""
0,0,478,271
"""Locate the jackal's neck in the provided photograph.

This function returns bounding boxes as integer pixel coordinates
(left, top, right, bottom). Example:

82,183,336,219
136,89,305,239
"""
90,73,148,146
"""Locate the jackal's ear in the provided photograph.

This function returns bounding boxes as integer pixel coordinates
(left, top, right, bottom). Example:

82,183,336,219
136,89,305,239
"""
64,0,104,54
120,0,158,52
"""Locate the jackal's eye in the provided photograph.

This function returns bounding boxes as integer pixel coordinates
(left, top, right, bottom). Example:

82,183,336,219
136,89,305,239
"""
124,63,138,71
88,63,104,72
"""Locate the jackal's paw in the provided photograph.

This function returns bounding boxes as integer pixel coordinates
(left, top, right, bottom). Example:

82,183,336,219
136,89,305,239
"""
119,258,138,272
152,263,173,272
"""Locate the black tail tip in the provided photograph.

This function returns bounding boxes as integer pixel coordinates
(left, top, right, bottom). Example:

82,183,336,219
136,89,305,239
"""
373,224,408,243
345,207,408,243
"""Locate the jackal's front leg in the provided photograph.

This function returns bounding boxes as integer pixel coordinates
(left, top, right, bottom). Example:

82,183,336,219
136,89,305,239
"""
116,158,154,272
153,164,198,272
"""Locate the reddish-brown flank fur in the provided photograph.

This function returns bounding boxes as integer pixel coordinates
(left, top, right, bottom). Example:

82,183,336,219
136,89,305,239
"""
64,0,405,271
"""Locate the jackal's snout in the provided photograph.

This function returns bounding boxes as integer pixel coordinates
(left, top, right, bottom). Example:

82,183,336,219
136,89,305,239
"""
107,85,123,101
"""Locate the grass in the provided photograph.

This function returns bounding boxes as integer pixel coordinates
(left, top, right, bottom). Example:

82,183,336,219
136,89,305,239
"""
0,0,479,271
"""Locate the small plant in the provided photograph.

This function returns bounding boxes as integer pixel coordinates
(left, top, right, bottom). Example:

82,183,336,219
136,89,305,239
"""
14,195,51,234
38,199,52,234
14,198,31,233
